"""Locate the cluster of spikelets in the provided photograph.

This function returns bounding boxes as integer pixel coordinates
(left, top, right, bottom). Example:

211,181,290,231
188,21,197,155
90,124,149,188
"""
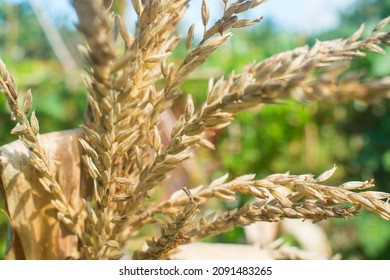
1,0,390,260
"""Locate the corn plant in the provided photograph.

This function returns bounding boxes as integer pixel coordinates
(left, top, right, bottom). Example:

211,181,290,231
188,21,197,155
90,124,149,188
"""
0,0,390,259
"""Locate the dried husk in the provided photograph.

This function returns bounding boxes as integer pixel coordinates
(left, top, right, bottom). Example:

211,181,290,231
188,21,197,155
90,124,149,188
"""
0,129,91,259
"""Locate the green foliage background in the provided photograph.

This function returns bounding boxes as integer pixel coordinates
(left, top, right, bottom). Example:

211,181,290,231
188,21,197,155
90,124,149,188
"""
1,0,390,259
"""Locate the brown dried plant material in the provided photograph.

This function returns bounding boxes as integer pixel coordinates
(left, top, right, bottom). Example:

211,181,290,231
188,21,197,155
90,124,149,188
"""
1,56,91,257
0,129,90,259
133,189,200,260
1,0,390,260
130,169,389,241
201,0,210,31
23,89,32,115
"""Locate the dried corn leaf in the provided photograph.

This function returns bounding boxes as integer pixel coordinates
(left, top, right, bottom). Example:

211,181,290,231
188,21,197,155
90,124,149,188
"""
0,129,92,259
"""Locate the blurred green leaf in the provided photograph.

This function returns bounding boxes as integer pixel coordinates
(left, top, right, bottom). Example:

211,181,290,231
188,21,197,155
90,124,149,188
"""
356,212,390,258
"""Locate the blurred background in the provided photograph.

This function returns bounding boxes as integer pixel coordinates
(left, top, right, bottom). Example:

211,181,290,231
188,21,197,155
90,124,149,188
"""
1,0,390,259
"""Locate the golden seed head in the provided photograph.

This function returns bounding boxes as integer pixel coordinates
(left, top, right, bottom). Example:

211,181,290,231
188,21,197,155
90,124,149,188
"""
30,110,40,134
201,0,210,27
23,89,33,114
